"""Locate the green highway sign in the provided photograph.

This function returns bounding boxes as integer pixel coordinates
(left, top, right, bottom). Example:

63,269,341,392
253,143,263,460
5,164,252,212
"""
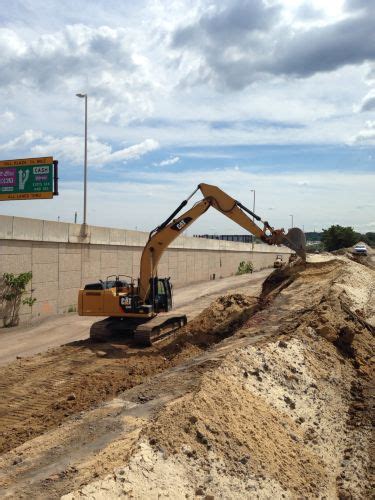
0,157,58,200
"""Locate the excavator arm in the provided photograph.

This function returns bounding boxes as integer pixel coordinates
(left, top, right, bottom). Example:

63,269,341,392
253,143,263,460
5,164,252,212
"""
139,183,306,301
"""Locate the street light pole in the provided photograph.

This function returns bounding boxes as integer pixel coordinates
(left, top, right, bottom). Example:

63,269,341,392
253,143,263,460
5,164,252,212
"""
251,189,256,215
76,93,88,227
290,214,294,229
250,189,255,250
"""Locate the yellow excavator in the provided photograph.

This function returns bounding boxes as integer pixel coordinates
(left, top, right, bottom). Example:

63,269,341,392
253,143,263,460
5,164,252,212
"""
78,183,306,345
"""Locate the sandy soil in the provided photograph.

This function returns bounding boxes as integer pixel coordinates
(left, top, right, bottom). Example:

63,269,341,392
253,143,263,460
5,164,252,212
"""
0,257,373,499
0,273,266,456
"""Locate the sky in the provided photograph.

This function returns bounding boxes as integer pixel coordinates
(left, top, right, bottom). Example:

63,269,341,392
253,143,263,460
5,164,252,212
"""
0,0,374,234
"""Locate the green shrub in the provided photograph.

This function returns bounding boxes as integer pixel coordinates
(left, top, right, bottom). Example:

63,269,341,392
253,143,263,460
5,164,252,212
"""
236,261,253,275
1,272,35,327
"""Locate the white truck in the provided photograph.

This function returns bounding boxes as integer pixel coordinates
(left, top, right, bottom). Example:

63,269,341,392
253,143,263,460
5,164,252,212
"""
352,243,368,256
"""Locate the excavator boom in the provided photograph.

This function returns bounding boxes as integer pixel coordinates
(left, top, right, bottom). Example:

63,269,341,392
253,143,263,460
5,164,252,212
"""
139,183,306,301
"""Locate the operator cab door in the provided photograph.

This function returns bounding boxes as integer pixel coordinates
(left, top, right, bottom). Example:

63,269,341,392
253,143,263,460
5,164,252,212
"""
156,278,172,312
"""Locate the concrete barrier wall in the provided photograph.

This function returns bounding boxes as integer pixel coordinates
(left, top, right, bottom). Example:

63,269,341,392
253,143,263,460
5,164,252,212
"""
0,215,291,325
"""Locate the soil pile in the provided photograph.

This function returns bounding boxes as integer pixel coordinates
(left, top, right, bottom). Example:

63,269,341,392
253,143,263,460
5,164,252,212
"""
0,293,258,455
63,256,374,499
175,293,258,346
332,245,375,270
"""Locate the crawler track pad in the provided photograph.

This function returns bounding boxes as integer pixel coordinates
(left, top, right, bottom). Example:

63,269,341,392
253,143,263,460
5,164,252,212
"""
90,317,145,342
134,314,188,346
90,315,188,346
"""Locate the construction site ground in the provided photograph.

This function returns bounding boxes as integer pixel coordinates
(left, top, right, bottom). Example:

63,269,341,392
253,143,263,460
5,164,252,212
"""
0,256,373,499
0,270,270,367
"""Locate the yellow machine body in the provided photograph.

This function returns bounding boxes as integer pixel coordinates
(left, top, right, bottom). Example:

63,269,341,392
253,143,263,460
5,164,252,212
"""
78,287,155,319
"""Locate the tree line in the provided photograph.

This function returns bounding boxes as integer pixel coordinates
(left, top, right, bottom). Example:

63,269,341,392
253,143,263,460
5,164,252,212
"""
307,226,375,251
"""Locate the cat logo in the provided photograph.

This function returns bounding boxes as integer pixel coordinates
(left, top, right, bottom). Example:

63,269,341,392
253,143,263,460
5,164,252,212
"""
120,296,132,306
171,217,192,231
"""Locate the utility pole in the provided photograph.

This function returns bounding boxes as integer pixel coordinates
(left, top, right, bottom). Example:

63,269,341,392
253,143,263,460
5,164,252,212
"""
76,93,88,227
251,189,255,250
290,214,294,229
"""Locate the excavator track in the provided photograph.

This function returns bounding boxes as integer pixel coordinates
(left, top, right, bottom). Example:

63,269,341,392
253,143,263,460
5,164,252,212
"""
90,317,145,342
90,315,187,346
134,314,188,346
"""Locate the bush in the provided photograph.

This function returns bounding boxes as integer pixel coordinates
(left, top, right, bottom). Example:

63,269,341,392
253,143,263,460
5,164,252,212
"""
236,261,253,275
1,272,35,327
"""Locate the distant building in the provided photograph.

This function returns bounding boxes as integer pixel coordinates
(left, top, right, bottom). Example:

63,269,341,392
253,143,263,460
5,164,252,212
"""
194,234,255,243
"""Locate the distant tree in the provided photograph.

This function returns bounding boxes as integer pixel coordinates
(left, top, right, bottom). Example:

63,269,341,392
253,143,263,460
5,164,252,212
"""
304,231,323,242
363,232,375,247
321,225,359,251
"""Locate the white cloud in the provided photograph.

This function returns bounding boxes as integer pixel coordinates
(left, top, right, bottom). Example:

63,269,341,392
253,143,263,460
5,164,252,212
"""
31,135,159,166
0,28,26,60
351,120,375,144
357,88,375,112
108,138,159,163
153,156,180,166
0,2,372,148
0,129,43,152
179,151,234,159
0,111,15,122
171,0,375,90
0,129,159,165
0,23,158,125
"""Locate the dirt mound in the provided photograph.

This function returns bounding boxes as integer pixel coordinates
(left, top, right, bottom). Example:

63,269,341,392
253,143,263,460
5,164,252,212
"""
260,258,306,299
148,260,373,499
0,293,260,455
330,245,375,270
147,368,326,498
348,253,375,270
63,256,373,499
177,293,258,345
1,257,373,499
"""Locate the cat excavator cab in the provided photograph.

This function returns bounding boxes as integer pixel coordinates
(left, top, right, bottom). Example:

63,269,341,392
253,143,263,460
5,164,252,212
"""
78,183,306,345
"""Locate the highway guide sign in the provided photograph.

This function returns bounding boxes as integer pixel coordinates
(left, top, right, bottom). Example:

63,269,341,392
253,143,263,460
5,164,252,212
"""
0,157,58,200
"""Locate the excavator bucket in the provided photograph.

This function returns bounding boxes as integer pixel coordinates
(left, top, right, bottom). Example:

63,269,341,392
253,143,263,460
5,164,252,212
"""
281,228,306,261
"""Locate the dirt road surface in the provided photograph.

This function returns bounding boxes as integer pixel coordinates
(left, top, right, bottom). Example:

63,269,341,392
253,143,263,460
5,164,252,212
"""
0,270,270,366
